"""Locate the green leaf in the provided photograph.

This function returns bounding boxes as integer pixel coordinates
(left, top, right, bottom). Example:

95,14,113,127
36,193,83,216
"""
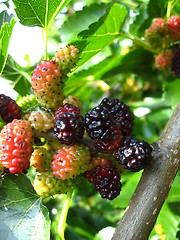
163,78,180,109
147,0,168,18
71,4,128,67
0,18,16,75
0,0,10,9
111,172,142,208
150,202,180,240
0,174,50,240
12,0,71,29
60,3,111,42
1,55,31,96
103,49,154,80
168,171,180,203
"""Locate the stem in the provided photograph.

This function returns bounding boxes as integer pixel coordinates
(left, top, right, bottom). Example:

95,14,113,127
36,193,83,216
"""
58,187,74,240
120,33,158,54
44,27,49,60
167,0,179,19
167,1,172,20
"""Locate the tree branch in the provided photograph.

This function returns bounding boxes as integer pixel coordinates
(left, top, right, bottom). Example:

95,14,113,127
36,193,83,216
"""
112,102,180,240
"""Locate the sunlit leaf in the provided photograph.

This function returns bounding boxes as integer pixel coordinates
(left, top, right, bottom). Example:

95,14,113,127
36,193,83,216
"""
1,55,31,96
0,18,16,75
0,174,50,240
163,79,180,109
12,0,71,29
60,3,111,42
71,4,127,67
0,10,14,29
150,202,180,239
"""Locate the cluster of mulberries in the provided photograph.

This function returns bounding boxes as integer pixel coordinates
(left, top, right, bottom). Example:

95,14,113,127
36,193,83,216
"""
145,16,180,76
83,98,152,199
0,45,85,197
0,43,153,201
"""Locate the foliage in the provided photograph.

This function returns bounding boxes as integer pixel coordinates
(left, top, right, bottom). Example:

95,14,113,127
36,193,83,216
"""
0,0,180,239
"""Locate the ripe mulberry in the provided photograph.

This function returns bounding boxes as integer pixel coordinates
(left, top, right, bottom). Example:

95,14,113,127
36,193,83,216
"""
84,156,121,200
0,94,21,123
115,137,152,172
0,119,34,174
94,138,123,153
54,103,84,145
85,98,134,142
172,47,180,77
52,144,91,180
100,98,134,137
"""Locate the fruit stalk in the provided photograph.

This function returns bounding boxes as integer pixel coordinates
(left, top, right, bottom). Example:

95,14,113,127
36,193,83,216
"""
58,187,74,240
112,102,180,240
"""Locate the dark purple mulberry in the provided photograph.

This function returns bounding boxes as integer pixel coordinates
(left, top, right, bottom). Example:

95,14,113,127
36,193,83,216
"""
172,47,180,77
99,98,134,136
54,103,84,144
85,98,134,143
0,94,21,123
84,156,121,200
115,137,152,172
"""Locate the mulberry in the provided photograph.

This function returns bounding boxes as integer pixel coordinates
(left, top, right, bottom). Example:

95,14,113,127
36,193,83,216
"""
52,144,91,180
31,60,64,111
0,94,21,123
0,119,34,173
116,137,152,172
84,156,121,200
54,103,84,144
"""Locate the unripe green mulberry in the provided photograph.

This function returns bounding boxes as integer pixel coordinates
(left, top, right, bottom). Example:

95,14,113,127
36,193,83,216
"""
33,172,74,196
53,45,80,76
17,94,38,113
28,107,54,132
30,148,53,172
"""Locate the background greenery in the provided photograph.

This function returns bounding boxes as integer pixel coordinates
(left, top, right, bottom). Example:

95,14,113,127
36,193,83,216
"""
0,0,180,239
